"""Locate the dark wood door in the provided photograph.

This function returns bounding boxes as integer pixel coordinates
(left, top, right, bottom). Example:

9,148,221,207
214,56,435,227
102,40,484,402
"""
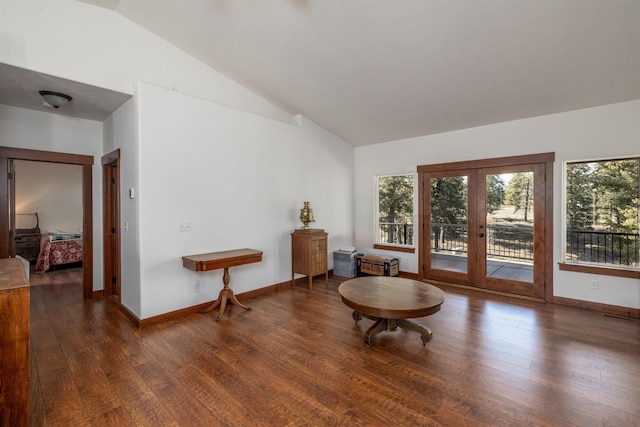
102,150,121,300
419,153,553,300
9,159,15,257
421,168,477,286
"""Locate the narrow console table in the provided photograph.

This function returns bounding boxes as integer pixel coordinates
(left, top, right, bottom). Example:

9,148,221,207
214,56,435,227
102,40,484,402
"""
182,248,263,321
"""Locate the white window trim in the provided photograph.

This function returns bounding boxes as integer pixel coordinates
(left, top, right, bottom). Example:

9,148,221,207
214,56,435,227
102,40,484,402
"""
561,155,640,272
373,172,417,249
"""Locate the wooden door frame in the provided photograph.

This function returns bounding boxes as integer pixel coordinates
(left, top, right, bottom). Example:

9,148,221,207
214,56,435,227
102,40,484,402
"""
101,149,121,301
0,147,94,299
420,167,478,286
418,152,554,301
476,163,546,297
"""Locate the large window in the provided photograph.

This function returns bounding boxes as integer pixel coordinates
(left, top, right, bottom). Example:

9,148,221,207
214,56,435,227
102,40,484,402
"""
563,157,639,273
375,174,414,249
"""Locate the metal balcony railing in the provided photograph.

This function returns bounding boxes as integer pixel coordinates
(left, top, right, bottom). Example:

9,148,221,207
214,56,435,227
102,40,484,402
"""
566,229,640,267
381,222,640,268
378,222,413,246
430,223,534,262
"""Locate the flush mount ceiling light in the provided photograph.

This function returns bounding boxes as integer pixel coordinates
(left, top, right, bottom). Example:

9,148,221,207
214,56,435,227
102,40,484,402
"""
39,90,72,109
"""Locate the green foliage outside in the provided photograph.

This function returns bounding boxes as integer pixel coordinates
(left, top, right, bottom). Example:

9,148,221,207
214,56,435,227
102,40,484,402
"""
504,172,533,221
431,176,467,250
566,159,639,233
486,174,505,214
378,175,413,244
566,158,639,266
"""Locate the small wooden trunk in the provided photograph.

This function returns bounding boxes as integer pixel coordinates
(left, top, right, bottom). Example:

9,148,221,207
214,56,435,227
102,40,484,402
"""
356,254,399,277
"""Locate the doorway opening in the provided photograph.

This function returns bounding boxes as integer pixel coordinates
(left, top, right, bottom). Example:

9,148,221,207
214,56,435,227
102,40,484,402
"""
0,147,94,299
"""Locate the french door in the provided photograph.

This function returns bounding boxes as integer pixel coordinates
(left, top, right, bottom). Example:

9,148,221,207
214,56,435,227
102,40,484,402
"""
418,153,553,299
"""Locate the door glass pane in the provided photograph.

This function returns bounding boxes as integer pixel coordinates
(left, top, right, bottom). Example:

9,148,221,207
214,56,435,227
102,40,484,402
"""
431,176,468,273
485,172,534,282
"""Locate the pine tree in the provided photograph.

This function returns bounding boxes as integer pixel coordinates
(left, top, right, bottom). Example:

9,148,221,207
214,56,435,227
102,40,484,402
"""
486,174,505,214
378,175,413,244
431,176,467,250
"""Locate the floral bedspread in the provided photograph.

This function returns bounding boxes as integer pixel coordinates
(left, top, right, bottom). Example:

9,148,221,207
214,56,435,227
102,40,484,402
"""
36,234,83,272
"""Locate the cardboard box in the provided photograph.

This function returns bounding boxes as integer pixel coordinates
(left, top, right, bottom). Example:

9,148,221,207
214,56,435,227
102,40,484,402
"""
333,251,357,278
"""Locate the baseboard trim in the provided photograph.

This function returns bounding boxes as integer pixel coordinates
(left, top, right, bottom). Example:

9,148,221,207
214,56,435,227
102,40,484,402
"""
138,301,214,328
125,279,296,328
118,271,638,327
424,279,546,303
419,278,640,319
399,271,420,280
552,295,640,320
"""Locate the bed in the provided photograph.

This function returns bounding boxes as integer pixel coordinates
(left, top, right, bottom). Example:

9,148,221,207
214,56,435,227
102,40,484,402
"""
36,233,83,272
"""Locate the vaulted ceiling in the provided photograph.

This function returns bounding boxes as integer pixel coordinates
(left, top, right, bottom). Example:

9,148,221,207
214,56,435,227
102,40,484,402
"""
7,1,640,146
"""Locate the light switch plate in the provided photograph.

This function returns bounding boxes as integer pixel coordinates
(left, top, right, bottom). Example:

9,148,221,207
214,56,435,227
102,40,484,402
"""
178,221,192,232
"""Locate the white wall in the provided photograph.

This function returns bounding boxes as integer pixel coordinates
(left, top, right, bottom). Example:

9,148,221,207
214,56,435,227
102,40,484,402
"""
103,97,141,314
355,99,640,310
0,104,104,287
14,160,82,233
0,0,295,125
136,83,354,318
1,0,355,318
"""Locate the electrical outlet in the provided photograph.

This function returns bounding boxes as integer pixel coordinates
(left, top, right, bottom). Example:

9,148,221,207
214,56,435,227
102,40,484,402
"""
590,280,599,290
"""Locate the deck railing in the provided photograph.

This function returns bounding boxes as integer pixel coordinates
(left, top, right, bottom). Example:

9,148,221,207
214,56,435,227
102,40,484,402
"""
382,222,640,267
378,222,414,246
430,223,534,262
566,229,640,267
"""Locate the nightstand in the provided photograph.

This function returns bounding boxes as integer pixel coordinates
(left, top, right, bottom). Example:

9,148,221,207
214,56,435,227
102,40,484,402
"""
291,229,328,290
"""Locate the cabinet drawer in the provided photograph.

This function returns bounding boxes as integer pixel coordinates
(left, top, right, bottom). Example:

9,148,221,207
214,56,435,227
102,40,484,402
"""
15,234,41,262
312,252,327,275
311,238,326,252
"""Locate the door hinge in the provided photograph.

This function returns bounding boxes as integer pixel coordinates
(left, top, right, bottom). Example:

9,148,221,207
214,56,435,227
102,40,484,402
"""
111,277,116,283
111,227,116,234
111,177,116,184
8,172,14,180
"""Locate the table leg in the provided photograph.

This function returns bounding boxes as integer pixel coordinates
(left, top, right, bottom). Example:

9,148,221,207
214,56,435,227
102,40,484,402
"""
396,319,433,345
199,267,252,321
364,318,387,348
352,313,433,347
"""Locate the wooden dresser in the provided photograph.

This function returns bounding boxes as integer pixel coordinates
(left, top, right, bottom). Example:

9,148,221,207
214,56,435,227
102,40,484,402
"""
291,228,328,290
15,213,41,263
0,258,30,426
15,232,41,263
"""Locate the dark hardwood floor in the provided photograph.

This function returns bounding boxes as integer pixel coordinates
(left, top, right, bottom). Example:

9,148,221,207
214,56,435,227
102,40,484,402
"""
29,269,640,426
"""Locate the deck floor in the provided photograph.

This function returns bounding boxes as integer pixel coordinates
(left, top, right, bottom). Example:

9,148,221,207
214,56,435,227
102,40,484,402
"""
432,252,533,282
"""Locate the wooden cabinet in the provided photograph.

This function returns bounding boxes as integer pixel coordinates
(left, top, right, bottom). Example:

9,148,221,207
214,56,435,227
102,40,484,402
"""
0,258,30,426
15,213,41,263
15,233,41,263
291,229,328,290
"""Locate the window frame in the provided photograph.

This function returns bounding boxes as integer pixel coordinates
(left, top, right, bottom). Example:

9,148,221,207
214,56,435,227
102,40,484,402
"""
559,156,640,279
373,173,417,253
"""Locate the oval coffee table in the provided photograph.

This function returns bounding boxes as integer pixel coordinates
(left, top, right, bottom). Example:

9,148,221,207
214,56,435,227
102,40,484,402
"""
338,276,445,347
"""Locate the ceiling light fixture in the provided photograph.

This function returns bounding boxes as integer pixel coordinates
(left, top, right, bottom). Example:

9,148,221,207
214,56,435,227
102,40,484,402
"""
39,90,72,109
